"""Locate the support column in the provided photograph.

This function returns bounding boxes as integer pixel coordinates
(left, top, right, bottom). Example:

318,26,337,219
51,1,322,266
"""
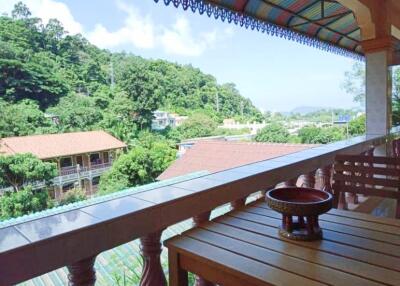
231,197,246,210
365,50,392,136
139,231,167,286
319,166,332,194
302,171,316,188
67,256,97,286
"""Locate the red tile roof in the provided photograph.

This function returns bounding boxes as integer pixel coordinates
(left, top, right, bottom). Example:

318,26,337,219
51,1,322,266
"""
0,131,126,159
158,140,316,180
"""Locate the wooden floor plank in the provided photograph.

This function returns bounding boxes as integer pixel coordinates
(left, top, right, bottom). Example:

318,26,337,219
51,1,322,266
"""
220,213,400,272
187,227,387,286
166,236,325,286
245,205,400,245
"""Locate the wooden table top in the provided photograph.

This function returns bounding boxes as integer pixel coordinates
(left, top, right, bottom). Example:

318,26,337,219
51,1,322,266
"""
166,200,400,286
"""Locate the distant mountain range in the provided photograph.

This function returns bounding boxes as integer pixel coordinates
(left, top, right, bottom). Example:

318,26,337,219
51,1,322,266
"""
290,106,328,115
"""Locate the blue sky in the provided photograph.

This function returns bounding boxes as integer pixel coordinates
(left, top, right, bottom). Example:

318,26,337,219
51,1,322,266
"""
0,0,360,112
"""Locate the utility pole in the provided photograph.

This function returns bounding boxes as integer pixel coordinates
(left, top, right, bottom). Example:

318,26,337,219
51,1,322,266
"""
240,101,244,117
216,92,219,113
110,61,115,90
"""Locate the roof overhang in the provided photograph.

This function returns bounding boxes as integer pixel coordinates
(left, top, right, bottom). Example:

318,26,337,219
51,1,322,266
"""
154,0,400,62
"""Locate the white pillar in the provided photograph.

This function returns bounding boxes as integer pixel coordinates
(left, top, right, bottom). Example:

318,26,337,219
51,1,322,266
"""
365,51,392,136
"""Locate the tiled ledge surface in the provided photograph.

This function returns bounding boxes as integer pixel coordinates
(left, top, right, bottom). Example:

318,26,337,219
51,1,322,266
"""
0,131,397,285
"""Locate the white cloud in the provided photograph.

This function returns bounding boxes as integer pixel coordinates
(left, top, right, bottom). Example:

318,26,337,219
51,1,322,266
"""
88,0,232,57
160,17,218,57
0,0,234,57
0,0,83,34
87,0,155,49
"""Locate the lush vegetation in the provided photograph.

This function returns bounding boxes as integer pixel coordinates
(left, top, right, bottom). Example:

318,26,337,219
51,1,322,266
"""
0,3,261,141
0,153,57,191
0,3,262,208
255,122,291,143
0,186,53,220
99,133,177,194
0,153,57,220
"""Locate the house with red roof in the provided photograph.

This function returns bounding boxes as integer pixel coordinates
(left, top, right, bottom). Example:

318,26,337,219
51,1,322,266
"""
158,140,316,180
0,131,126,199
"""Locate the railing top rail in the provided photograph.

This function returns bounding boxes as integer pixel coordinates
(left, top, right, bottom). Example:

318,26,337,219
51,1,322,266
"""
0,130,398,285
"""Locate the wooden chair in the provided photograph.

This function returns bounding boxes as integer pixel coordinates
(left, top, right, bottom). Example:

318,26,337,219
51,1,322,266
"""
332,154,400,219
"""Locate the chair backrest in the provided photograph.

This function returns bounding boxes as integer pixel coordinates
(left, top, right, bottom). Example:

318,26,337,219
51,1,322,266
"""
393,138,400,158
333,154,400,219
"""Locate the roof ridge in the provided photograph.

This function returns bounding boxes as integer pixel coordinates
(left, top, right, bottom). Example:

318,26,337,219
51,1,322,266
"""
1,130,107,141
196,141,318,147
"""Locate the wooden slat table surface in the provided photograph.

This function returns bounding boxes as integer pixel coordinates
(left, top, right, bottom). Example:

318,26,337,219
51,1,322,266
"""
165,200,400,286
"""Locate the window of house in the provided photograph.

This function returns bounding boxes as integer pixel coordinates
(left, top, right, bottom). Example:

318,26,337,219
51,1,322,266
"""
92,176,100,186
60,157,73,168
90,153,101,165
62,183,74,193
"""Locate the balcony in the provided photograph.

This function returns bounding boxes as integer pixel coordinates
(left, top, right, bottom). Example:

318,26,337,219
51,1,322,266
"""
56,163,113,185
1,129,399,285
2,0,400,285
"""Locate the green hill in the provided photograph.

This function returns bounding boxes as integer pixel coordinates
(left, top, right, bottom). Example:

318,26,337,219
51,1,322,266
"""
0,3,262,142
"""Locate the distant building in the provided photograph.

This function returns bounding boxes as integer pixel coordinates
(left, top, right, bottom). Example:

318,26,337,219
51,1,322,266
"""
0,131,126,199
219,119,267,135
159,140,316,180
44,113,60,125
151,110,188,130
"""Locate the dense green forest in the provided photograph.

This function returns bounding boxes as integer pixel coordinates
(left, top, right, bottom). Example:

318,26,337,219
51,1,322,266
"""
0,3,262,142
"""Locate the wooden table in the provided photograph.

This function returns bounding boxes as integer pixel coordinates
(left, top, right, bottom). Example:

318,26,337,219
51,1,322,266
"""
165,200,400,286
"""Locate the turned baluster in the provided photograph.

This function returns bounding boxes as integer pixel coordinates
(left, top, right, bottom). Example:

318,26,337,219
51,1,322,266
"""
302,171,316,188
67,256,97,286
319,166,332,194
283,178,297,187
193,211,214,286
231,197,246,210
139,230,167,286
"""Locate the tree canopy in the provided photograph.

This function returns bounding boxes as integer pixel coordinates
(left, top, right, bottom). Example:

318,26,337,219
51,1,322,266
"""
254,123,291,143
298,126,345,144
0,153,57,191
98,133,177,194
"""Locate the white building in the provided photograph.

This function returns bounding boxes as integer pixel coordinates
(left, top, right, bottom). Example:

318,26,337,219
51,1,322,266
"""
151,110,188,130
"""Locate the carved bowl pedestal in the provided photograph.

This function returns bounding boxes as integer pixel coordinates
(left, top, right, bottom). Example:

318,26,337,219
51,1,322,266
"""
266,187,333,241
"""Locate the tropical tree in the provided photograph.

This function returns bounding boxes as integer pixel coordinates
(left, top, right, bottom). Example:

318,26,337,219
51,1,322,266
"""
348,114,366,135
98,138,177,194
47,94,103,131
0,99,54,137
254,123,290,143
0,153,57,191
0,186,52,220
298,126,345,144
176,113,218,139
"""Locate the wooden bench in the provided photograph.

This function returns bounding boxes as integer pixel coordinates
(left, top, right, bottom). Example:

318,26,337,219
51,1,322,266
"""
165,200,400,286
333,154,400,218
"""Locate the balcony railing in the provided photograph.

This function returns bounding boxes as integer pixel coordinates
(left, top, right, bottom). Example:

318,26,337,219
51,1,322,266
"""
59,162,112,176
0,129,399,285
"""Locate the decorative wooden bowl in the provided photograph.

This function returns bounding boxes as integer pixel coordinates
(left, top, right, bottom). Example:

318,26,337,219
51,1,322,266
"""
266,187,333,241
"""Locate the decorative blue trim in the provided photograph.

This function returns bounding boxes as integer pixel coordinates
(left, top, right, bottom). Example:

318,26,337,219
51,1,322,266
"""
154,0,364,61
